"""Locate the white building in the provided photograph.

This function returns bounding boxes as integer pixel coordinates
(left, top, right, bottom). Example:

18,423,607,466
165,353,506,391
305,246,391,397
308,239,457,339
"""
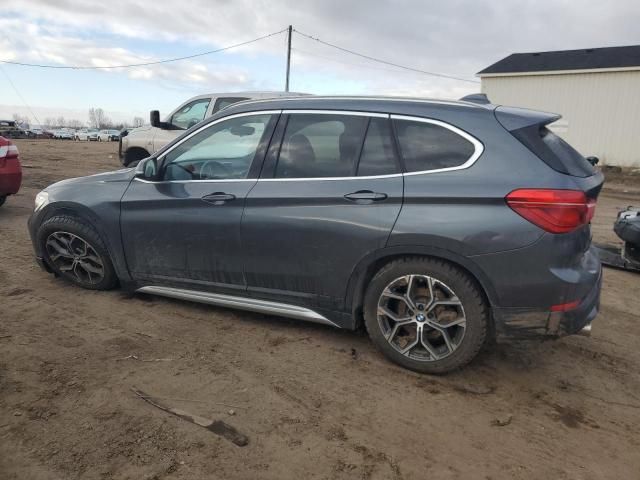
478,45,640,167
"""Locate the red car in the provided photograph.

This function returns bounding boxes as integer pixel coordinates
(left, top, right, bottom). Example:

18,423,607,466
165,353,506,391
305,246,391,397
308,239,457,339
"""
0,136,22,207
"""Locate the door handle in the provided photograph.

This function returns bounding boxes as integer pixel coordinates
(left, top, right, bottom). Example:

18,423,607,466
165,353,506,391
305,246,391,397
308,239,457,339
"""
344,190,388,202
201,192,236,205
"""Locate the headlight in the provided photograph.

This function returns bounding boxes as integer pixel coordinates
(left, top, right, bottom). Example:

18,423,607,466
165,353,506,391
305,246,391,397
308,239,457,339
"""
34,191,50,211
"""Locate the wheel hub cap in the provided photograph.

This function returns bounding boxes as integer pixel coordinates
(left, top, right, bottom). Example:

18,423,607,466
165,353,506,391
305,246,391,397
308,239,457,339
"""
45,231,105,285
376,274,466,362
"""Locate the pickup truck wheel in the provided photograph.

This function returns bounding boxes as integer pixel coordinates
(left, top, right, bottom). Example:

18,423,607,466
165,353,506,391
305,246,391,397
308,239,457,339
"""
364,257,488,374
123,148,150,167
38,216,118,290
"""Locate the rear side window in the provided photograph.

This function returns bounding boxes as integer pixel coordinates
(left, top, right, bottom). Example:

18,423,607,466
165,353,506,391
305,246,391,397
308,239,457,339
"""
170,98,211,130
213,97,249,113
394,119,476,173
275,114,368,178
357,118,398,176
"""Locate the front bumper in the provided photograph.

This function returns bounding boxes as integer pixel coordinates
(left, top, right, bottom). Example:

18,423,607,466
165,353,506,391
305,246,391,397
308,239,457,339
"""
493,266,602,340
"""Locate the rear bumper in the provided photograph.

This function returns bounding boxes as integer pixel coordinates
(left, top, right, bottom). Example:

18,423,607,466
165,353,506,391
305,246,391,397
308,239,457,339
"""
0,170,22,195
492,265,601,340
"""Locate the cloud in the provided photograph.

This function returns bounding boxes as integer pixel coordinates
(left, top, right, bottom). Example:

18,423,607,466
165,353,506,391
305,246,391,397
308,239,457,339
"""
2,0,640,102
0,16,252,91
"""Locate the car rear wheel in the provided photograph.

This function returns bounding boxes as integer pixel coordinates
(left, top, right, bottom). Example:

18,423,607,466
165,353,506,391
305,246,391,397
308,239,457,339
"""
38,216,118,290
364,257,488,374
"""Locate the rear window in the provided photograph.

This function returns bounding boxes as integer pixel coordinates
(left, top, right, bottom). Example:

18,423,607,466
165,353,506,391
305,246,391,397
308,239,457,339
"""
511,126,595,177
214,97,250,113
394,119,476,173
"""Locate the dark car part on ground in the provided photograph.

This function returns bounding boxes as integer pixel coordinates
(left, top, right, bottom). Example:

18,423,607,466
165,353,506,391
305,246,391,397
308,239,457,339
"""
596,207,640,272
28,96,603,373
0,136,22,206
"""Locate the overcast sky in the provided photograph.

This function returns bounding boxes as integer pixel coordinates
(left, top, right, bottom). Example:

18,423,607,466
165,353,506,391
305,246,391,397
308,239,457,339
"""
1,0,639,125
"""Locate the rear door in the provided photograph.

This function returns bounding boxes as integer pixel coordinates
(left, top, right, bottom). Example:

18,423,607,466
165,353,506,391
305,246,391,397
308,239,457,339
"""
120,112,278,294
241,111,403,311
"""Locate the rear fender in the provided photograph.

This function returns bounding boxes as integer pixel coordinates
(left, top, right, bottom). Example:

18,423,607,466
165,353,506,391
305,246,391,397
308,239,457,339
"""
345,245,498,319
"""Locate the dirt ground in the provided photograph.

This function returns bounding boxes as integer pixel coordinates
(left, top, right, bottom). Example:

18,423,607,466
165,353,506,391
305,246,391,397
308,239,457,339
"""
1,139,640,480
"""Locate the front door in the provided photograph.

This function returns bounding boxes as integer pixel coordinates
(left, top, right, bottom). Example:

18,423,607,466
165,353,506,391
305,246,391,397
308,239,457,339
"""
121,112,278,294
241,112,404,311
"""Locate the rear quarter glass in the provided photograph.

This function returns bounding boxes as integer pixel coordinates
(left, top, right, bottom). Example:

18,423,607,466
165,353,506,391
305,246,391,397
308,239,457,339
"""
494,106,594,177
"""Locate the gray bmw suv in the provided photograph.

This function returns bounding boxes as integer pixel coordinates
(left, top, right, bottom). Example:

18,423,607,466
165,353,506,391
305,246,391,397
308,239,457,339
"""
28,96,603,373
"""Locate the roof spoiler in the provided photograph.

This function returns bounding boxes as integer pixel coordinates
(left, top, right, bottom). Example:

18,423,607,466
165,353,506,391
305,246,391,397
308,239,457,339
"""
494,105,561,131
459,93,491,105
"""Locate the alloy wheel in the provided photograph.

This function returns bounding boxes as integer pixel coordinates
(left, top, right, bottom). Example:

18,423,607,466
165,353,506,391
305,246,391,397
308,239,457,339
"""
377,274,466,361
45,231,105,285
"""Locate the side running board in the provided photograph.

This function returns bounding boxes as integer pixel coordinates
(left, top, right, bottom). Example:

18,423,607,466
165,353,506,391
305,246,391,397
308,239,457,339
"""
136,286,340,328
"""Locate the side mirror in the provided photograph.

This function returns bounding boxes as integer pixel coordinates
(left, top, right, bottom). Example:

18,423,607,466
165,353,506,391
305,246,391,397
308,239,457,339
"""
150,110,161,128
136,157,158,180
586,156,599,166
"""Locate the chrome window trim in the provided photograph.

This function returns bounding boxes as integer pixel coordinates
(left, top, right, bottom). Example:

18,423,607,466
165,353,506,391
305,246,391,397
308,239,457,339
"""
258,173,403,182
134,110,483,184
391,114,484,176
282,109,388,118
134,177,257,184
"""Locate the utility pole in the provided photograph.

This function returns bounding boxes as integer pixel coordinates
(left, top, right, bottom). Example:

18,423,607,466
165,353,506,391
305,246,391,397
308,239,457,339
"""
285,25,292,92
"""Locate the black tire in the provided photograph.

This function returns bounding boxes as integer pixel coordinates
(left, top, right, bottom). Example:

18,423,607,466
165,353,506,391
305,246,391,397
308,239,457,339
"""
0,196,6,207
363,257,488,374
123,148,150,167
37,215,118,290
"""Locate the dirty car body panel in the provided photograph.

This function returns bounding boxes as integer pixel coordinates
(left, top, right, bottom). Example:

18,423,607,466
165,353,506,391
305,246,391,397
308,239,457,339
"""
29,96,603,366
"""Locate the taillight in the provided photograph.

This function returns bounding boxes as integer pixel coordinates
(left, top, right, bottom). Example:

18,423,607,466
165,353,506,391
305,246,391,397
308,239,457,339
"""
505,189,596,234
0,141,19,160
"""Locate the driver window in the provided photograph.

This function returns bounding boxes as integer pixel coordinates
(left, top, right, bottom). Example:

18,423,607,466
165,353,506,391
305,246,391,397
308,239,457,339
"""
163,114,273,181
170,98,211,130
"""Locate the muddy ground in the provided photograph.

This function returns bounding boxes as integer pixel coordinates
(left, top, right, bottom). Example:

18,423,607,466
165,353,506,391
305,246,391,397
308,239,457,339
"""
1,139,640,479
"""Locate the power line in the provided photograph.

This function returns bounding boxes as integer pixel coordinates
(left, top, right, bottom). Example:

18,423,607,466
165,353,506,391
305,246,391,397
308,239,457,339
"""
293,29,479,84
292,47,424,74
0,64,41,126
0,29,288,70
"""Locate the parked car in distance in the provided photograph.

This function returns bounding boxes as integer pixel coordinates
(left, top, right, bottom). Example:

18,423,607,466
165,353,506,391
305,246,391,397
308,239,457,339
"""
75,128,99,141
0,120,27,139
27,128,54,139
53,129,74,140
29,96,603,373
98,129,121,142
0,136,22,207
119,91,308,166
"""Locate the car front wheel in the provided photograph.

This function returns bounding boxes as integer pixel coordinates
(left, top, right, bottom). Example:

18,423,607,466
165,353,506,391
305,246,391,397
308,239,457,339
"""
364,257,489,374
38,215,118,290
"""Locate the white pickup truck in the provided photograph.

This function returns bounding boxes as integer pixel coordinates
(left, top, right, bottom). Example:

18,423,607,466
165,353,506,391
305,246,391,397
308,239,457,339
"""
119,91,307,166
